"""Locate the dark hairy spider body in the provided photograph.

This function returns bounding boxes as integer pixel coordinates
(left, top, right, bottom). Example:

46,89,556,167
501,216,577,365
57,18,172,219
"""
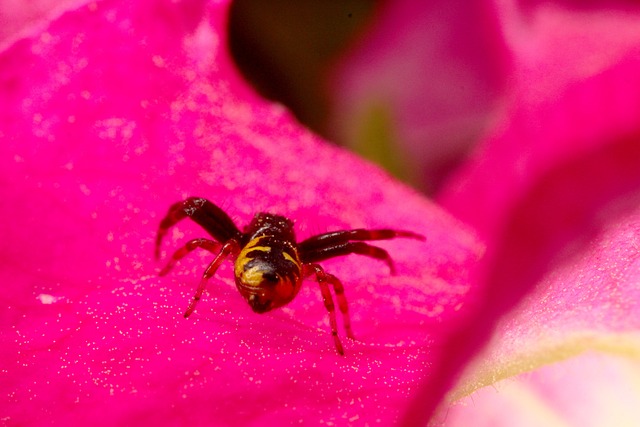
155,197,424,355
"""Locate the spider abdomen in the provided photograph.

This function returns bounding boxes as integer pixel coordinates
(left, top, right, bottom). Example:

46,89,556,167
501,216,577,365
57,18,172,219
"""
234,234,303,313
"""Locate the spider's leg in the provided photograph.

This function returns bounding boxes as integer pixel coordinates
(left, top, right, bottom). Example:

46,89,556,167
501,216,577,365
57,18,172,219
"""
299,229,424,253
156,197,241,259
301,242,397,274
305,264,354,355
324,271,355,340
184,239,240,318
159,238,221,276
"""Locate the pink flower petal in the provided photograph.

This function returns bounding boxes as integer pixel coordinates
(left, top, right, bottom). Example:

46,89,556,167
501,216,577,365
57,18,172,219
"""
447,352,640,427
411,12,640,426
444,204,640,425
0,1,481,425
500,0,640,103
331,0,509,189
332,0,640,193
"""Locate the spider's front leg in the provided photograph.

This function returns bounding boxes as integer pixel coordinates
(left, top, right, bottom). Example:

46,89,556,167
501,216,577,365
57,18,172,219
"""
155,197,242,259
304,264,354,355
158,238,221,276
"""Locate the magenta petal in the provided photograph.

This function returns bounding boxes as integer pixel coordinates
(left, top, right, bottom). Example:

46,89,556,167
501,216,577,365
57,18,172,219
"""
0,1,481,425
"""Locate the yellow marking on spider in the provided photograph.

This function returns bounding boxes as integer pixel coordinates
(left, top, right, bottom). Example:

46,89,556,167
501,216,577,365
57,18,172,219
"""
239,265,267,288
234,237,271,283
282,250,301,266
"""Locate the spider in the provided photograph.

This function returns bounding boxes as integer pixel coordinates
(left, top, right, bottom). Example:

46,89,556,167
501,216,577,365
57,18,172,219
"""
155,197,424,355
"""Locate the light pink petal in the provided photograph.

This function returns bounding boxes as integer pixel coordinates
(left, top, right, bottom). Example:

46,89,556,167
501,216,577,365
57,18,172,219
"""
0,1,481,425
446,352,640,427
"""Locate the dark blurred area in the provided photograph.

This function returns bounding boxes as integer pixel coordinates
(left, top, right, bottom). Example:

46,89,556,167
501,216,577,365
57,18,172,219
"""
228,0,379,134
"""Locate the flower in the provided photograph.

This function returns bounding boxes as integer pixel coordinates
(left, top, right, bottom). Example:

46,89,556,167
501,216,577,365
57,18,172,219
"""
3,0,640,426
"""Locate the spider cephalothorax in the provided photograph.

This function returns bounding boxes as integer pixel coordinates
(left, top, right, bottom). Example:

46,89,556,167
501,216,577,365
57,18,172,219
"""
155,197,424,355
